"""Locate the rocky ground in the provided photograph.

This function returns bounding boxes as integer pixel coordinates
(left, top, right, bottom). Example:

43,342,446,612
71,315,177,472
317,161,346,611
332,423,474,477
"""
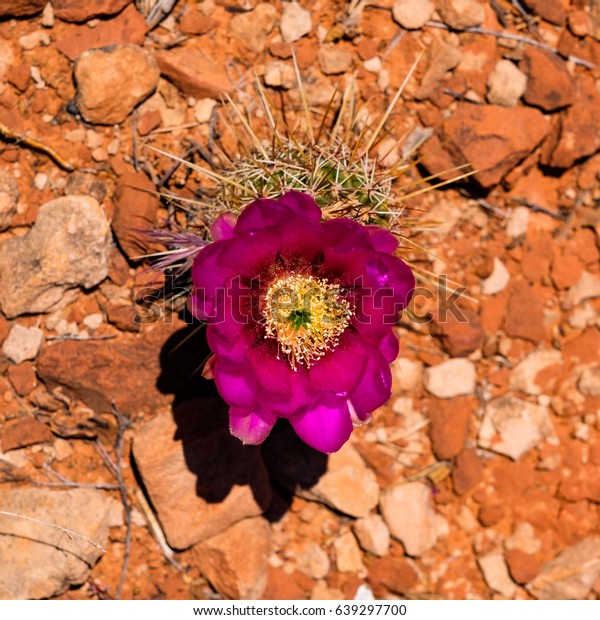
0,0,599,602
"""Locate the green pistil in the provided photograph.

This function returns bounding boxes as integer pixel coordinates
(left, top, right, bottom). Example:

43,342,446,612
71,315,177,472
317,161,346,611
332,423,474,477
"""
286,309,312,330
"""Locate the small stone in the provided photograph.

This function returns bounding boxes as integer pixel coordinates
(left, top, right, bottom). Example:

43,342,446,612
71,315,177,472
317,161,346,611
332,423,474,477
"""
478,504,504,527
310,582,344,600
264,61,296,89
393,358,424,391
0,0,46,17
503,283,545,344
478,396,554,461
380,482,448,557
578,366,600,397
0,196,111,318
415,38,462,100
429,397,471,459
453,449,483,495
568,10,590,37
334,531,364,573
487,60,527,107
352,514,390,557
318,46,353,75
481,258,510,295
53,438,72,462
520,0,565,26
52,0,130,22
33,173,48,191
431,308,485,357
363,56,381,73
509,349,563,396
2,418,52,452
7,362,37,396
294,541,331,579
477,552,517,598
521,48,574,112
424,358,476,398
156,44,232,99
0,171,18,232
505,549,540,585
41,2,55,27
82,313,103,331
392,0,434,29
368,557,418,597
563,271,600,310
133,406,272,549
192,517,272,600
436,0,485,30
230,3,277,53
0,488,110,599
527,538,600,599
18,30,50,51
506,207,529,238
280,2,312,42
505,522,542,555
193,98,217,123
2,324,44,364
74,45,159,125
178,11,218,35
298,442,379,518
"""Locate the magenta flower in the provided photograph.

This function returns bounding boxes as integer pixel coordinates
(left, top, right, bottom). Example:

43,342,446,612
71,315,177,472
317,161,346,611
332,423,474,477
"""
189,192,415,453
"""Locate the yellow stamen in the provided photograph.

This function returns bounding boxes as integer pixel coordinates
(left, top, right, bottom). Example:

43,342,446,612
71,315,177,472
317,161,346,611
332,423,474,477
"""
262,274,352,370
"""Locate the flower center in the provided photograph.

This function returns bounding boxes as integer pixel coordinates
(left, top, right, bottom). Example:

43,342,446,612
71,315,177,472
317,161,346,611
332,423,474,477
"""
262,274,353,370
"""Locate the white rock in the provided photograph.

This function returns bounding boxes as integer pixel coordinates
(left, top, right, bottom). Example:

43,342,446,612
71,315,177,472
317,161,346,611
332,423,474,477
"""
562,271,600,310
41,2,54,27
392,0,434,29
509,349,563,395
478,396,554,461
264,60,296,89
318,46,353,75
0,170,19,231
33,172,48,191
230,3,277,53
487,60,527,107
578,366,600,397
280,2,312,42
478,552,517,598
505,522,541,554
363,57,381,73
82,313,103,330
0,195,111,318
354,584,375,600
334,531,364,573
380,482,448,557
527,537,600,600
194,98,217,123
423,358,476,398
352,514,390,557
481,257,510,295
437,0,485,29
2,324,45,364
294,541,330,579
393,357,424,391
568,303,598,329
506,206,530,238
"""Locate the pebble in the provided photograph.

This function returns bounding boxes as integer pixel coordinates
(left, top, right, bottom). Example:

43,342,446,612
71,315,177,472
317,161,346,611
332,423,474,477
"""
293,541,331,579
52,0,130,22
393,358,424,391
0,488,111,599
380,482,448,557
318,46,353,75
33,172,48,191
437,0,485,29
18,30,50,50
416,38,462,100
505,549,540,585
41,2,54,27
230,3,277,54
578,366,600,397
133,405,272,550
0,0,46,17
521,0,565,26
391,0,434,29
527,537,600,599
481,258,510,296
429,397,471,459
82,313,103,330
424,358,476,398
0,170,19,231
334,531,364,573
363,56,381,73
562,271,600,310
503,283,545,344
352,514,390,557
477,552,517,598
193,517,272,599
508,349,563,396
74,45,159,125
280,2,312,42
264,61,296,89
2,324,45,364
506,206,530,238
0,196,110,318
486,60,527,107
431,308,485,357
452,449,483,495
521,48,574,112
478,396,554,461
2,417,52,452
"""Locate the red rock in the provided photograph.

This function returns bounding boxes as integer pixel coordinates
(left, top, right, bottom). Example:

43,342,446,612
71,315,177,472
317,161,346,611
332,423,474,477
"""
112,172,159,259
505,549,540,584
53,0,131,22
0,0,46,17
521,0,566,25
2,417,52,452
566,228,600,266
520,229,555,284
442,104,550,188
521,48,574,111
56,4,148,61
263,567,310,600
559,466,600,503
568,10,590,37
544,76,600,169
562,328,600,365
191,517,272,599
7,361,36,396
428,396,472,460
36,323,179,413
133,405,272,550
557,501,600,545
106,305,141,332
478,504,504,527
367,557,418,597
137,109,162,136
7,63,31,92
503,282,545,344
155,44,232,99
551,253,584,290
415,38,462,101
431,308,485,357
452,449,483,495
178,11,218,35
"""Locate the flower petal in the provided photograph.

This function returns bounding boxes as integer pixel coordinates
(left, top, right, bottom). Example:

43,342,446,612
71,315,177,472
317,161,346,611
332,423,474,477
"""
365,225,398,254
213,359,257,409
234,198,295,232
379,330,400,363
349,349,392,419
229,406,277,445
211,211,237,241
278,191,322,223
289,396,353,454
